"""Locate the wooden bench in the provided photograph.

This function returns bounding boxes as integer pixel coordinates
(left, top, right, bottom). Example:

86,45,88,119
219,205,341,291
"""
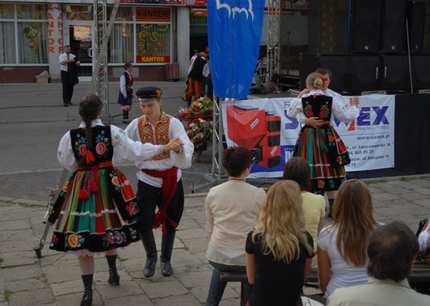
219,271,248,306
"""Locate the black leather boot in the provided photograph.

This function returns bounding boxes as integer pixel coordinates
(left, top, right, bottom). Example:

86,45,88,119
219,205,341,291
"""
160,229,175,277
122,110,130,124
80,274,93,306
106,255,120,286
141,230,157,278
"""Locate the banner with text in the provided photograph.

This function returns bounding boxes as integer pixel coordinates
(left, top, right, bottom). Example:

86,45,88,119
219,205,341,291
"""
221,95,395,178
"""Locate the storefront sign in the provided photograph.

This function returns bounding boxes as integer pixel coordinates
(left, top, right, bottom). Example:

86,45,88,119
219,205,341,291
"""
47,3,63,54
136,7,171,21
136,55,170,63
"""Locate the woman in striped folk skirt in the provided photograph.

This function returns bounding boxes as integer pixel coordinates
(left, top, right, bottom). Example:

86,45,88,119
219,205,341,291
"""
48,94,181,306
287,72,359,215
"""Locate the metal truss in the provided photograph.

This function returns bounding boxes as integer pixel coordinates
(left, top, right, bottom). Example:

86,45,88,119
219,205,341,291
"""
266,0,281,82
92,0,120,121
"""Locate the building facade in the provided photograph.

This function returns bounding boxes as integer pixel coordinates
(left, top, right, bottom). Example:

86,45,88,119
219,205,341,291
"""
0,0,195,82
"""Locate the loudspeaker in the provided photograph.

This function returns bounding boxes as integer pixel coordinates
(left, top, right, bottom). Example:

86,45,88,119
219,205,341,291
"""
318,55,350,93
409,1,428,53
381,56,410,91
382,0,408,53
349,56,381,92
308,0,349,54
412,55,430,89
351,0,383,53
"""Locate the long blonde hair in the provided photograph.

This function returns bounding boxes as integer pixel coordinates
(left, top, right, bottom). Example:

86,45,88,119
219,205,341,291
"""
253,180,312,262
333,179,377,266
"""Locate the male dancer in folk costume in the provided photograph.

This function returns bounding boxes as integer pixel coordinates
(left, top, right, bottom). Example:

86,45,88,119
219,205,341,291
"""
125,87,194,277
288,72,359,217
48,94,182,306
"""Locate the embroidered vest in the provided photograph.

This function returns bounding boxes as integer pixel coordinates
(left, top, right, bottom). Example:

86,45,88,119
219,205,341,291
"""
70,126,114,166
138,113,171,161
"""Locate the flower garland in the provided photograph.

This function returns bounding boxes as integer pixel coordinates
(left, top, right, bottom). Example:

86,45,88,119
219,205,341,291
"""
178,97,213,153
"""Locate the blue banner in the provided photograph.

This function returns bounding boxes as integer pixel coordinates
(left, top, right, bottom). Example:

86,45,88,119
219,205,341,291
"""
207,0,265,100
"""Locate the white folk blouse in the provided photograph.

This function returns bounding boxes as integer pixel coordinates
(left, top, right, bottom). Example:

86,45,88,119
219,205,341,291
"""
287,89,359,125
57,119,164,171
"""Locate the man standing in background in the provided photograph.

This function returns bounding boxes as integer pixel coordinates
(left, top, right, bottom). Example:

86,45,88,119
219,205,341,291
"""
59,45,79,107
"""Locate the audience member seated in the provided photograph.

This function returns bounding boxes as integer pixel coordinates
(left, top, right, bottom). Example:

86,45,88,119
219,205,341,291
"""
318,179,377,297
328,221,430,306
245,180,314,306
283,157,325,257
205,147,266,306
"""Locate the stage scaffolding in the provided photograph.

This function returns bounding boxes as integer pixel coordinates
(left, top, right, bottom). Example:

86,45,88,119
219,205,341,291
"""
92,0,120,122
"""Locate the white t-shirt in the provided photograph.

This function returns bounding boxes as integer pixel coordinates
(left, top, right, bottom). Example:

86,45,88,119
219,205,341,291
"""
59,52,76,72
318,225,368,297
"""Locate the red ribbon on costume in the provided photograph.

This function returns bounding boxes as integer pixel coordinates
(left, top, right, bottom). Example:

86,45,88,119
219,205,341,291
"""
142,168,178,234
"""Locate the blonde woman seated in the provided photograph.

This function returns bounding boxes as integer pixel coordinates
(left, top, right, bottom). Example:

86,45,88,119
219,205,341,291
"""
283,157,325,256
318,179,377,297
205,147,266,306
246,180,314,306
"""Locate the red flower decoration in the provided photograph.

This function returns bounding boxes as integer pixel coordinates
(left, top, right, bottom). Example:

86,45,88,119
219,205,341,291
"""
79,144,87,156
96,143,106,155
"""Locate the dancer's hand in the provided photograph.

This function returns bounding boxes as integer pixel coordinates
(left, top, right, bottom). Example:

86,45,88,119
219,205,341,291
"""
164,138,183,153
298,88,310,97
305,117,325,128
350,96,360,106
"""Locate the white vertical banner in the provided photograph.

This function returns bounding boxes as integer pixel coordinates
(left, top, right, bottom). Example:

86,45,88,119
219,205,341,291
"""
221,95,395,178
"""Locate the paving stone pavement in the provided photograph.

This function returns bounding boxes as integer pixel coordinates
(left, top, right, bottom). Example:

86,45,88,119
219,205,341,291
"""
1,176,430,306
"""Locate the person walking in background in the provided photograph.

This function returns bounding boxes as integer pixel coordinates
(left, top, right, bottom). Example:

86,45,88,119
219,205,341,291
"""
59,45,79,107
318,179,377,298
117,62,134,124
183,51,207,106
287,72,359,216
125,87,194,278
205,147,265,306
245,180,314,306
47,94,181,306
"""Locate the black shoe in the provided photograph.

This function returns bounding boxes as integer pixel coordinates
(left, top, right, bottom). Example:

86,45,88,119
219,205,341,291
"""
80,289,92,306
160,260,173,277
143,256,157,278
63,103,69,107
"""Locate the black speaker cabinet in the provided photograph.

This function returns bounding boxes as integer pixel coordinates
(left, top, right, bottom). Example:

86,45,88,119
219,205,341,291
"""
382,0,408,53
381,56,410,91
318,55,350,92
351,0,383,53
349,56,381,92
412,55,430,89
409,1,429,53
308,0,350,54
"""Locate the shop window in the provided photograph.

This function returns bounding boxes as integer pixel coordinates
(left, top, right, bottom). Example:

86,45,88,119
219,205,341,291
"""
0,3,14,19
136,24,171,63
18,22,48,64
16,4,47,19
109,23,134,63
0,22,16,64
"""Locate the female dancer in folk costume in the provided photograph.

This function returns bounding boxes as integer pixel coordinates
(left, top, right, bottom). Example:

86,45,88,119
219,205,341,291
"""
47,94,182,306
287,72,359,216
118,62,134,124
